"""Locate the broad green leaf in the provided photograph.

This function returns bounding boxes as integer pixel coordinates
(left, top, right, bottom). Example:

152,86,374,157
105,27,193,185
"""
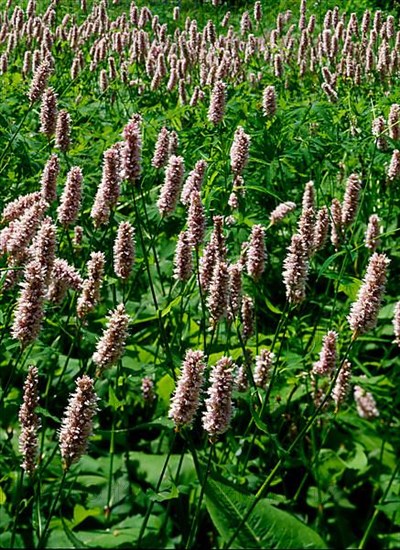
161,296,182,318
156,374,175,407
342,443,368,471
147,483,179,502
0,485,6,505
72,504,102,529
338,277,362,300
205,477,327,549
129,451,196,488
108,384,124,410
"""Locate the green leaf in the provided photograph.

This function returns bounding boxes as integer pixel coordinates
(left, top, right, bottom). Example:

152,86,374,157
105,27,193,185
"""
129,452,196,488
161,295,182,318
264,296,283,315
156,374,175,407
0,486,6,505
72,504,102,529
108,384,123,411
147,483,179,502
205,477,327,549
338,277,362,300
342,444,368,471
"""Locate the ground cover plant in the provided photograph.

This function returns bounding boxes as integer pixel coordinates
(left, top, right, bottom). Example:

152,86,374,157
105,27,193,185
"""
0,0,400,548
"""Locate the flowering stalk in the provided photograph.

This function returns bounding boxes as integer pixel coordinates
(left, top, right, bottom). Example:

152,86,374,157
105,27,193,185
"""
169,349,206,429
59,375,98,470
57,166,83,226
93,303,130,376
77,251,105,319
347,253,390,338
113,221,135,280
246,224,266,280
157,155,185,216
203,356,236,440
11,260,46,348
19,365,40,476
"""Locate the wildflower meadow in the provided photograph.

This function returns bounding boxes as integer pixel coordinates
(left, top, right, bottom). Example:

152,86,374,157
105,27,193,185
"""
1,0,400,548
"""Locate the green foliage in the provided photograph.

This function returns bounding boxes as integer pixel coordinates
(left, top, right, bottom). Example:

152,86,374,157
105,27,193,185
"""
0,0,400,549
205,477,327,549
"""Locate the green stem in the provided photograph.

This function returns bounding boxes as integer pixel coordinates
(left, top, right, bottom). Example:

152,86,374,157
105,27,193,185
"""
137,432,177,546
185,443,214,550
358,461,400,549
225,341,354,549
10,469,24,548
37,469,67,548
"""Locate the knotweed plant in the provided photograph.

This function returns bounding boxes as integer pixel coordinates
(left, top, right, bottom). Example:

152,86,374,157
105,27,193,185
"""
1,2,399,549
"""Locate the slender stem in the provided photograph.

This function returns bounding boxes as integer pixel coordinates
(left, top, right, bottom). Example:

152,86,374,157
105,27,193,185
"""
225,340,354,549
358,461,400,549
185,443,214,549
105,414,116,521
195,248,207,353
10,469,24,548
0,106,32,176
37,469,67,549
137,432,177,546
0,346,27,407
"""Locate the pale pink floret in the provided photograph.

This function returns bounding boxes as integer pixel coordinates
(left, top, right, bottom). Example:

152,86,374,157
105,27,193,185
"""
1,192,41,223
269,201,296,225
282,233,309,305
157,155,185,216
313,206,329,251
152,127,170,169
173,230,193,281
388,103,400,140
347,253,390,337
39,87,58,137
332,359,352,409
169,349,206,429
354,383,379,419
387,149,400,181
28,58,52,103
203,356,236,439
230,126,250,176
91,146,121,227
11,260,46,348
241,295,254,340
364,214,381,251
1,200,47,259
93,303,130,375
29,216,56,283
262,85,277,117
19,365,40,476
47,258,83,303
246,224,266,280
57,166,83,226
40,154,60,204
208,80,226,125
342,173,362,227
113,221,135,280
181,160,207,206
187,190,205,248
121,115,142,182
392,301,400,346
312,330,338,376
207,260,229,324
76,251,105,319
228,262,243,320
55,109,72,152
254,349,274,389
59,375,99,470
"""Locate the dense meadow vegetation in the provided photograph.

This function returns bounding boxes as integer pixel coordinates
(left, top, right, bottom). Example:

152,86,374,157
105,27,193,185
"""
1,0,400,548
